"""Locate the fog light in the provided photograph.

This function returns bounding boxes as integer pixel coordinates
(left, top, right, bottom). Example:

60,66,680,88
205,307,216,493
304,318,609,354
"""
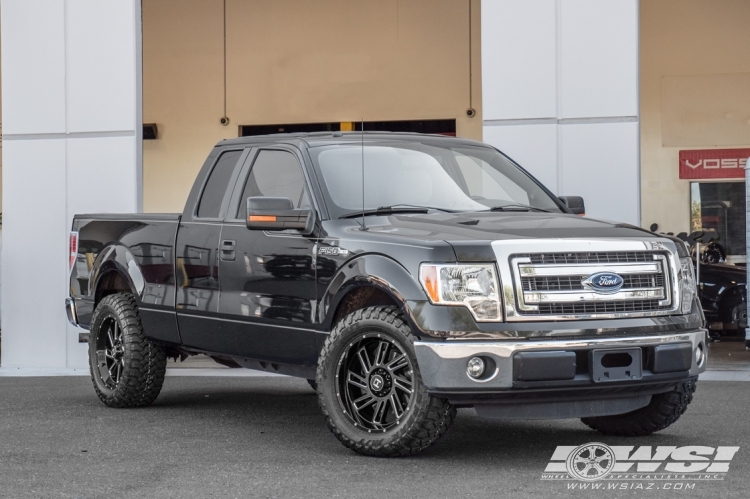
695,344,705,367
467,357,485,379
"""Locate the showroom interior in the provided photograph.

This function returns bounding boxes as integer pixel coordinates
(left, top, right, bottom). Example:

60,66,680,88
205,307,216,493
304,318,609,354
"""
1,0,749,372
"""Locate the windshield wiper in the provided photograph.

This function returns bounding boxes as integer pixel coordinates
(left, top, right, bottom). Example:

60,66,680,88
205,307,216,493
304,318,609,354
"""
339,205,455,219
485,204,552,213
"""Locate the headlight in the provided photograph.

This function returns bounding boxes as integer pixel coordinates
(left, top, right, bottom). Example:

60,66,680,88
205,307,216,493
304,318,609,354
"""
679,257,697,314
419,264,501,321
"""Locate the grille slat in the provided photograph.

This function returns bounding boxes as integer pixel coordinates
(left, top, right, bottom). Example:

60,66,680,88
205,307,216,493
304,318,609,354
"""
517,251,657,265
536,300,663,315
521,273,665,291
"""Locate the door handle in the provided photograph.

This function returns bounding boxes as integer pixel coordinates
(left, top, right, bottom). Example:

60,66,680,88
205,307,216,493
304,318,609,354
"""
220,240,236,261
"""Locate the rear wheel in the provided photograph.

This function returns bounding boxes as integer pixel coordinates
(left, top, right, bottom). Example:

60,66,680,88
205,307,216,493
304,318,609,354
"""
88,293,167,408
316,306,456,457
581,379,697,436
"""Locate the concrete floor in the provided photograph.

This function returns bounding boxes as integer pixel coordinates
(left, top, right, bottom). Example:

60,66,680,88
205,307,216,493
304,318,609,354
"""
706,338,750,371
0,375,747,499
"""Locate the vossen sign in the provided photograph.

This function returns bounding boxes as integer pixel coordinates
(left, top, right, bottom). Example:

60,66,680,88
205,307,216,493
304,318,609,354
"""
542,444,740,481
679,148,750,179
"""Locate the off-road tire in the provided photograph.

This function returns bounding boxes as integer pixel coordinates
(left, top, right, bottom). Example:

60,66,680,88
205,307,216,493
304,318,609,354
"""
581,379,697,436
88,293,167,408
316,306,456,457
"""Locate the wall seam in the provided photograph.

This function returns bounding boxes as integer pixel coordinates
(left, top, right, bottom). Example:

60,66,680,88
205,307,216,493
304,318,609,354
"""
3,131,137,140
63,0,70,368
635,0,642,227
555,0,563,195
483,116,639,126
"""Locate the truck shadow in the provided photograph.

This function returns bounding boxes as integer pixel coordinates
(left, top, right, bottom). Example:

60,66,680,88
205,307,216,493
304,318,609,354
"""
134,376,708,464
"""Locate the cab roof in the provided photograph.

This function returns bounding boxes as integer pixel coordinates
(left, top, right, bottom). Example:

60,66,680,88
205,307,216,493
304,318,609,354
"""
217,131,489,149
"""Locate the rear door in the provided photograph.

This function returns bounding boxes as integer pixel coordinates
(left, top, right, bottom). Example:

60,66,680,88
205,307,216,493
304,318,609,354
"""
175,148,248,349
216,146,320,365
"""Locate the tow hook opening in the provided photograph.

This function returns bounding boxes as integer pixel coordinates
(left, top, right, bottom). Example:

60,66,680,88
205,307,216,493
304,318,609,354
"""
600,352,634,368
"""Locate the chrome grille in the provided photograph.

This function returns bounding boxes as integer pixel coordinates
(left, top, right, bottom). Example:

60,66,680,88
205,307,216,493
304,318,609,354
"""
492,239,682,322
510,250,673,319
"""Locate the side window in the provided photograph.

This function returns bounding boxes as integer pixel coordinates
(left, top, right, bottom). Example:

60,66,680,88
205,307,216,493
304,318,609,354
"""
197,150,243,218
236,150,310,218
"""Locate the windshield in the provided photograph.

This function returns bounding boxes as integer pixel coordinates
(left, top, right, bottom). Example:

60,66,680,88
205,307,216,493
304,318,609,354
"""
309,141,563,218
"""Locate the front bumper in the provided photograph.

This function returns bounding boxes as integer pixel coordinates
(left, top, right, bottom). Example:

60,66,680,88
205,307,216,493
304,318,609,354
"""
415,329,706,408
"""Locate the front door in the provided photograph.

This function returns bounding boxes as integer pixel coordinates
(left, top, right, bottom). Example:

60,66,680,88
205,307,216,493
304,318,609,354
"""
217,147,319,365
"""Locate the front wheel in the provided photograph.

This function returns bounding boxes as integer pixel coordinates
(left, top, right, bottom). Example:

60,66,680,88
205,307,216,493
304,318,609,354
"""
316,306,456,457
88,293,167,408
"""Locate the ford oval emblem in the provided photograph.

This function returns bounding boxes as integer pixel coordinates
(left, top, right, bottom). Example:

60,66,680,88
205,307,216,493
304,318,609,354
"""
583,272,624,294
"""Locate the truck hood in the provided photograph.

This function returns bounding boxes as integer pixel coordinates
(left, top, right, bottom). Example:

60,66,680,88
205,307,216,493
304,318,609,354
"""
357,211,663,261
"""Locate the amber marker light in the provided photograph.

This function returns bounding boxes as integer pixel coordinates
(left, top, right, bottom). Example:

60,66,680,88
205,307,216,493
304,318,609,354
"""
249,215,277,222
420,265,440,303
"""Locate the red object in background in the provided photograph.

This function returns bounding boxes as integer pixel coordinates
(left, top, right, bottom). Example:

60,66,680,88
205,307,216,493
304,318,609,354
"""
679,149,750,179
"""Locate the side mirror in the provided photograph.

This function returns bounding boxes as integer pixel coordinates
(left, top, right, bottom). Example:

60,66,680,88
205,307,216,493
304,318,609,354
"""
246,197,315,235
559,196,585,216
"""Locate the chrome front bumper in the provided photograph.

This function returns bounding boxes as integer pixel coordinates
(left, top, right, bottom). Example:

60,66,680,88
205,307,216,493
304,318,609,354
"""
414,329,707,393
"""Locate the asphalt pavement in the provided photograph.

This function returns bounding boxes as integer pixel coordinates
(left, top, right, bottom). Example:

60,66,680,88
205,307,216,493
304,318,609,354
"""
0,375,747,499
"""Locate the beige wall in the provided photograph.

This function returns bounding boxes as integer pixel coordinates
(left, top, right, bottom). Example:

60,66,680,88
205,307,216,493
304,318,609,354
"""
640,0,750,232
143,0,481,213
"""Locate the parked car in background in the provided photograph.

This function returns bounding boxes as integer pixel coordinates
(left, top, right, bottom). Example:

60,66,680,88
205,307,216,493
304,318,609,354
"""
652,227,747,342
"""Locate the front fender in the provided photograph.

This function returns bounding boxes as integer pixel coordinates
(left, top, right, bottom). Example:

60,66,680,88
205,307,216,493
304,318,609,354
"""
319,254,429,332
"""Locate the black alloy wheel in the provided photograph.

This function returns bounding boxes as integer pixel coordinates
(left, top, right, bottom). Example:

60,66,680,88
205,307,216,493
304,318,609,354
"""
336,333,414,432
94,316,126,388
88,293,166,408
316,306,456,456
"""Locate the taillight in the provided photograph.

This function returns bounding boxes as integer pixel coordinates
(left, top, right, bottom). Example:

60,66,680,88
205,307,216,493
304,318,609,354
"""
69,231,79,272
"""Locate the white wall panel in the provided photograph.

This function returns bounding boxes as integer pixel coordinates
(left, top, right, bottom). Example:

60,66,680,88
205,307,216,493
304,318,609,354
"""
66,137,138,220
1,140,68,368
66,0,138,133
560,122,639,225
560,0,638,119
0,0,66,134
2,1,142,370
483,124,558,193
481,0,557,120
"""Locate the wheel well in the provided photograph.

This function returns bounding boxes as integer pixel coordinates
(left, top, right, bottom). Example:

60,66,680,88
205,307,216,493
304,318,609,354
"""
95,271,132,308
332,286,400,325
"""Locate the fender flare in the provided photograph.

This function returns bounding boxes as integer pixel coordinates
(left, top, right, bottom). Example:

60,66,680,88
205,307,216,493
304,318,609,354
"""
319,254,428,331
90,244,146,303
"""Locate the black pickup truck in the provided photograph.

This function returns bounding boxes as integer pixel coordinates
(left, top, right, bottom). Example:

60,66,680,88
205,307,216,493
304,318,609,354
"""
67,132,706,457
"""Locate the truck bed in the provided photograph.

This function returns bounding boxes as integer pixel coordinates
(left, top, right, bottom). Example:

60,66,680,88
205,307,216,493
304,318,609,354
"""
70,213,182,343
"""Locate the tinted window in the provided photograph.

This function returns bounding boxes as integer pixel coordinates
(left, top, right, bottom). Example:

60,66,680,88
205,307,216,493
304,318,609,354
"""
236,150,310,218
309,142,561,218
197,150,242,218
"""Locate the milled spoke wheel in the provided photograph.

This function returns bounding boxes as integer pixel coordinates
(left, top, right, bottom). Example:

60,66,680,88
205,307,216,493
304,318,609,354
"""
316,305,456,457
88,293,167,408
336,335,414,433
96,318,126,389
